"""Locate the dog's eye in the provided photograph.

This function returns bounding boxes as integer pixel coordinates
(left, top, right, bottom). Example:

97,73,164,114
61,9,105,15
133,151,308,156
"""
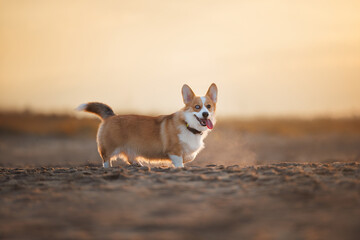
195,105,201,109
206,105,211,109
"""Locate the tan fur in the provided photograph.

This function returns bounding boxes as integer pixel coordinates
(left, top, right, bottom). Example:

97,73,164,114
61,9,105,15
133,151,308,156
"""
183,95,216,113
78,83,217,167
98,113,184,164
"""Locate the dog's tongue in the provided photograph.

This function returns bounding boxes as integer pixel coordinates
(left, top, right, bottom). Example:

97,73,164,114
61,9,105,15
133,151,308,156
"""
206,119,213,129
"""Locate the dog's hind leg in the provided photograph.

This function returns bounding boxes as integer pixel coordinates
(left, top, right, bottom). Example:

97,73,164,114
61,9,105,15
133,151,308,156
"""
103,160,111,168
127,152,143,167
99,146,112,168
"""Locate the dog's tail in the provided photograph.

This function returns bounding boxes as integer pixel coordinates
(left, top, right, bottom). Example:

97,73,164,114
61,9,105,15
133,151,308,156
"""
76,102,115,120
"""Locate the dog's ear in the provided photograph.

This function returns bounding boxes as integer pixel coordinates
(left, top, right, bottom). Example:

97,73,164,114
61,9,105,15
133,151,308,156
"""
182,84,195,104
206,83,218,103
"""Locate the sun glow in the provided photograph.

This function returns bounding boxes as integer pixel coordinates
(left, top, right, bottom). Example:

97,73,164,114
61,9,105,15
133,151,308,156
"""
0,0,359,117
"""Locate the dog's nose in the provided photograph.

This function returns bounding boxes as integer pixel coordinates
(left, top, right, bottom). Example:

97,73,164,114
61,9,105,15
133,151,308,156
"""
202,112,209,118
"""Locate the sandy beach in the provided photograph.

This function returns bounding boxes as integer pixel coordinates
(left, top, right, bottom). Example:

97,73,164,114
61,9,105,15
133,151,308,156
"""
0,114,360,239
1,162,359,240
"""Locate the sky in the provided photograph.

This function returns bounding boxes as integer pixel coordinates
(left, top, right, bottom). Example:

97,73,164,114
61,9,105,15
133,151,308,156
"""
0,0,359,117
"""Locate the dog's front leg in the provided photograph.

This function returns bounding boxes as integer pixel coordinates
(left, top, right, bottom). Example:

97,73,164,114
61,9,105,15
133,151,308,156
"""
169,155,184,168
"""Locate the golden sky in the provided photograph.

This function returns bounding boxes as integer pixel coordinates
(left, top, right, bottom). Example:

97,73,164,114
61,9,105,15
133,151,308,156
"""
0,0,359,117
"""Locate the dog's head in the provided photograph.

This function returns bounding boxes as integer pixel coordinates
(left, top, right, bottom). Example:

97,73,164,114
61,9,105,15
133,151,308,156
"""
181,83,218,132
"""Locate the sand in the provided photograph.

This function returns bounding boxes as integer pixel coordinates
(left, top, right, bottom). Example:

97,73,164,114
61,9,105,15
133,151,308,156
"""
1,115,360,239
1,162,359,240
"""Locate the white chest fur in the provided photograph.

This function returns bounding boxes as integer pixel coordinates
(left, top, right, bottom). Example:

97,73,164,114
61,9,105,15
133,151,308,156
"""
177,125,206,156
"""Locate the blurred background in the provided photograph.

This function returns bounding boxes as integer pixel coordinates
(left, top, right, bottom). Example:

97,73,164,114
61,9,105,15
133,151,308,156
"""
0,0,360,167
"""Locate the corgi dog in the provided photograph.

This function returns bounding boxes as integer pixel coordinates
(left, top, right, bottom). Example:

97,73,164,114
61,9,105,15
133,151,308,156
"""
77,83,217,168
